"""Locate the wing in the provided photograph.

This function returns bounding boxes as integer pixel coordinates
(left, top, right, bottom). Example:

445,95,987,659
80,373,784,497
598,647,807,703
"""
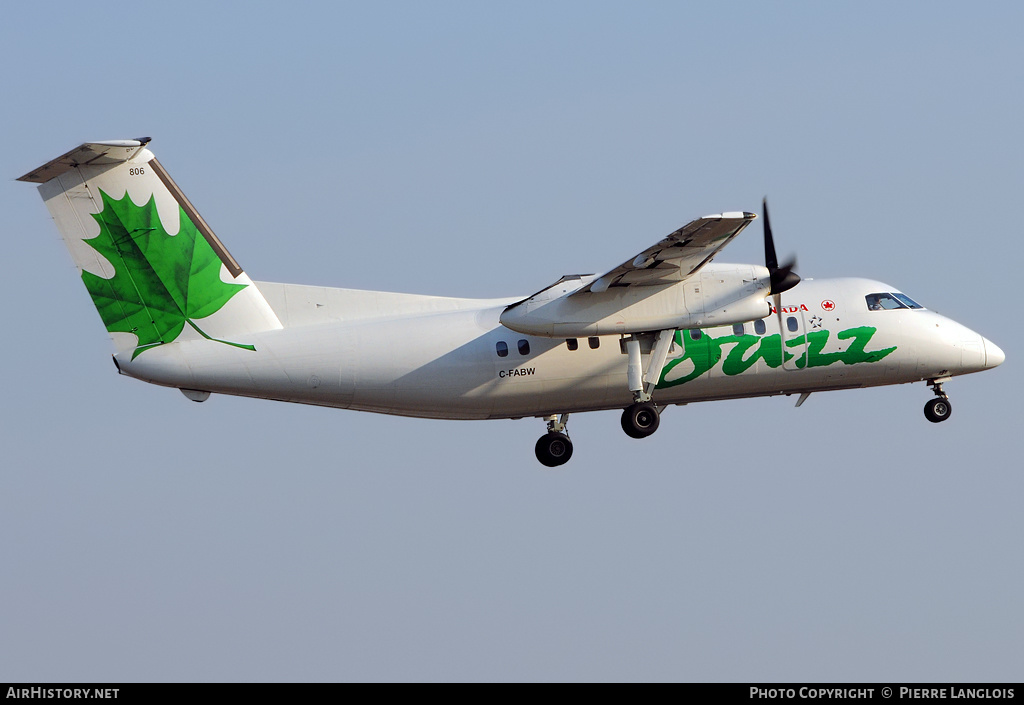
582,211,757,294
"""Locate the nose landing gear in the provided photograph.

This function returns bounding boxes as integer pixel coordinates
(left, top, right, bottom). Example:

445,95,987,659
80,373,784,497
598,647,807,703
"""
924,378,952,423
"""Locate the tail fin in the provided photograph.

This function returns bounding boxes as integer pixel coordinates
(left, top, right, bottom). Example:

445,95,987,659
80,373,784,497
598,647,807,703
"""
19,139,281,359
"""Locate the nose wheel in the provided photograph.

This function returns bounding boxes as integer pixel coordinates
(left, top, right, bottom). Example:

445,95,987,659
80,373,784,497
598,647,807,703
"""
924,397,952,423
924,379,952,423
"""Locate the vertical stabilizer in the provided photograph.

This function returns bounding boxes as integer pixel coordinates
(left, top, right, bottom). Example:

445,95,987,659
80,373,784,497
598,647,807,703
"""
19,139,282,359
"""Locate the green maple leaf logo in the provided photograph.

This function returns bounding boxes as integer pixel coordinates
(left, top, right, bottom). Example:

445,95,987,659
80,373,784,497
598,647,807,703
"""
82,189,256,359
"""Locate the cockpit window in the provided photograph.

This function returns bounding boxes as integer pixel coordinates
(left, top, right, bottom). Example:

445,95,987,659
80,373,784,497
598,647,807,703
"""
865,293,908,311
892,293,923,309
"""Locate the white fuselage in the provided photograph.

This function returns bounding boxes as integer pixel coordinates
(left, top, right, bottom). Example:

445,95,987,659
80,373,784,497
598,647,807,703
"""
115,267,1003,420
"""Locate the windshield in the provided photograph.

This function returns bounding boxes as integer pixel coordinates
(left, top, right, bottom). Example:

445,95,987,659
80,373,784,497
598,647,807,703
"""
865,292,924,311
892,293,923,309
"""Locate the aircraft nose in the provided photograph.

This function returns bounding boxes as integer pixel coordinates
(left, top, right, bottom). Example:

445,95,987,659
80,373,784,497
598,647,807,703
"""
984,338,1005,368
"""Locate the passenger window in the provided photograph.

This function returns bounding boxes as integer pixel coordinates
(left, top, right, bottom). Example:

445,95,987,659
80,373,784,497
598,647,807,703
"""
566,338,578,351
588,336,600,349
518,339,531,356
689,329,702,340
754,319,766,335
787,316,799,332
496,341,508,357
733,323,744,336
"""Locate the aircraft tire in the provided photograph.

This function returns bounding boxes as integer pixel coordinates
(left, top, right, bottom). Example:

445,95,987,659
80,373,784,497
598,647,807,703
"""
621,402,660,438
535,432,573,467
924,398,952,423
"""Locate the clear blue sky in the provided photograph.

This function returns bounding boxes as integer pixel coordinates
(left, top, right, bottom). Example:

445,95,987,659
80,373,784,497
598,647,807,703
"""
2,1,1020,681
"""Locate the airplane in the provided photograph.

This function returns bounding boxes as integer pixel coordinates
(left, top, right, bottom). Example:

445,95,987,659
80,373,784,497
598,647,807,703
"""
19,138,1005,467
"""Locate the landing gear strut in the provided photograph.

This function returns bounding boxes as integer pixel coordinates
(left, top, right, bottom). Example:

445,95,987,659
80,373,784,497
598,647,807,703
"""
535,414,573,467
620,330,673,440
924,378,952,423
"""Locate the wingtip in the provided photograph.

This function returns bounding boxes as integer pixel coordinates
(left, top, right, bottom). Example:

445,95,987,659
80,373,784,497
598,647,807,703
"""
702,211,758,220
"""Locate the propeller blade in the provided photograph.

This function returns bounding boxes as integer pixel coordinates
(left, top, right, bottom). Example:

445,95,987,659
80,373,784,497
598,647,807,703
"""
763,198,778,273
773,291,784,338
762,198,801,295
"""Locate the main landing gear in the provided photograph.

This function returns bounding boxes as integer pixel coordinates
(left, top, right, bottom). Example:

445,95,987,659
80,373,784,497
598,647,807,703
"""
535,414,573,467
924,378,952,423
619,330,673,440
532,330,674,466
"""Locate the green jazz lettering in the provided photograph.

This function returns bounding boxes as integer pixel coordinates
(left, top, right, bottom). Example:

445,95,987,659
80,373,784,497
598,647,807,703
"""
658,327,896,387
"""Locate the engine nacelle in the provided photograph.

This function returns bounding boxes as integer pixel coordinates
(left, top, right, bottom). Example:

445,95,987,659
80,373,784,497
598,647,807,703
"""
500,264,772,337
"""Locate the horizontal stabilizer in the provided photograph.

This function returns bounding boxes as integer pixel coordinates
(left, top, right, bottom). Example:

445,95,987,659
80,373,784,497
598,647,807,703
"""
17,139,152,183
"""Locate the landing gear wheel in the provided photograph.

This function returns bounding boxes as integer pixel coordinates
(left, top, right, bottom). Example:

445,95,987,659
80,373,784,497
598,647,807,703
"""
924,397,952,423
535,432,573,467
621,402,660,439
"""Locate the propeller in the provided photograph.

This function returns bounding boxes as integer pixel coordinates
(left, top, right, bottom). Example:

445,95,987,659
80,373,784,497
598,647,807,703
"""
762,198,800,330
